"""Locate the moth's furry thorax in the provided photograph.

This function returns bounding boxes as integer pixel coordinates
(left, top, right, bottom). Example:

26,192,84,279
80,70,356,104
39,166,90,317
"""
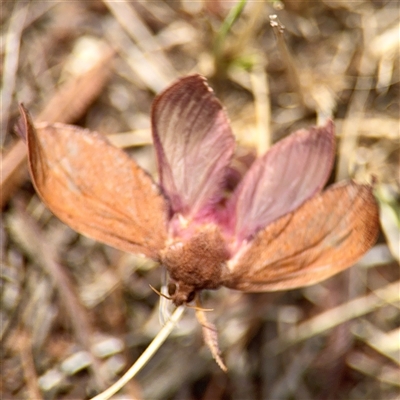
161,224,230,306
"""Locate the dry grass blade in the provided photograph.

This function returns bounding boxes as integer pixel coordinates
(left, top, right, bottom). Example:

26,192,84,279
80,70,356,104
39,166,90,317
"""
6,206,107,389
376,186,400,262
347,351,400,387
266,280,400,354
336,12,379,181
106,129,152,149
18,329,43,400
250,64,271,154
103,0,177,81
103,19,171,92
335,118,400,140
37,48,115,123
268,343,316,399
1,0,29,146
352,319,400,365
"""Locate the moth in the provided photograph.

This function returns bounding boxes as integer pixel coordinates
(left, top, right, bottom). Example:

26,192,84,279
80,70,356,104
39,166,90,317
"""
18,75,379,367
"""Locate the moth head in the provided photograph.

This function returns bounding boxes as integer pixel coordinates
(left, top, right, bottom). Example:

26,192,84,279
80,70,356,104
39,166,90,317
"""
167,281,196,306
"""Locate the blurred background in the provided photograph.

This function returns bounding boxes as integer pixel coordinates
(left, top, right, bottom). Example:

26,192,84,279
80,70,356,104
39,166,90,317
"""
1,1,399,399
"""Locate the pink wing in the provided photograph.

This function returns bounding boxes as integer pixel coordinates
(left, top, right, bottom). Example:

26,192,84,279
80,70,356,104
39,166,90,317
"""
226,120,335,240
20,105,168,260
151,75,235,218
223,181,379,291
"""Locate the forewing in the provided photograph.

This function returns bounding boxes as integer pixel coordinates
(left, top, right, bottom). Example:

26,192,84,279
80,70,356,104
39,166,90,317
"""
20,105,168,259
224,181,379,291
151,75,235,217
227,121,335,240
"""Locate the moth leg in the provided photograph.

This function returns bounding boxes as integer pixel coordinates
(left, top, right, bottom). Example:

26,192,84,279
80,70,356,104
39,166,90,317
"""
195,295,227,372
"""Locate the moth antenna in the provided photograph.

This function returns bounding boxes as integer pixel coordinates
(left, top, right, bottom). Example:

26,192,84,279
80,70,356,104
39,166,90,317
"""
150,284,213,311
149,284,172,301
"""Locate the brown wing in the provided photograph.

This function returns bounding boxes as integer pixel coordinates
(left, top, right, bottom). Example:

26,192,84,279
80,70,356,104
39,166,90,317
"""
223,181,379,291
20,104,168,260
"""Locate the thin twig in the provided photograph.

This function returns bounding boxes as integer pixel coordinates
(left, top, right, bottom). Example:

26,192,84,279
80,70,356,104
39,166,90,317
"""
90,306,185,400
269,14,307,109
